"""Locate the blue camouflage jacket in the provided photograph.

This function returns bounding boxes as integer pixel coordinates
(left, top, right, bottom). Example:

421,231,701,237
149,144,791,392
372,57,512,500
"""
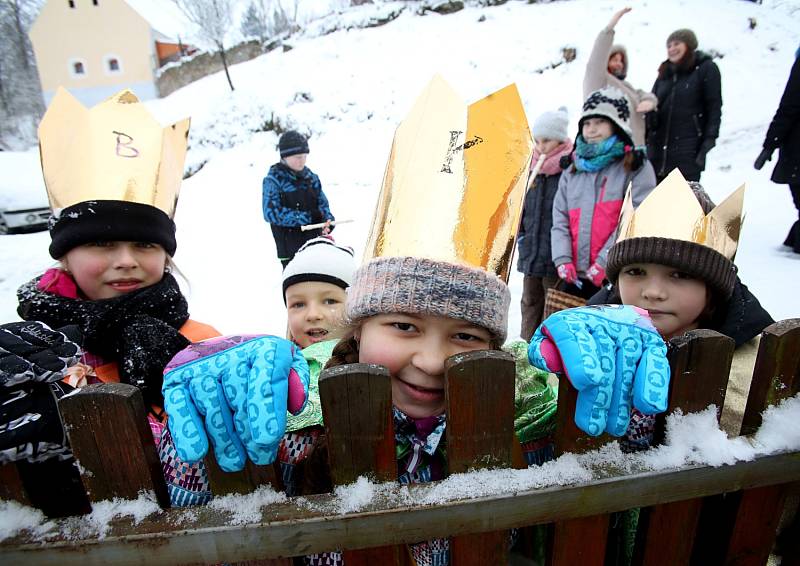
262,162,334,228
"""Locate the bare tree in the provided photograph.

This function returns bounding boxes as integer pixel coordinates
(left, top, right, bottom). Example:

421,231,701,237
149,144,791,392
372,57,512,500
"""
0,0,46,150
172,0,236,91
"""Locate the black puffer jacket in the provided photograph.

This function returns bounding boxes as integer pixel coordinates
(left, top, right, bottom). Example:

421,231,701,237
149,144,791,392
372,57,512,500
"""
762,56,800,185
588,278,773,347
516,172,561,278
646,51,722,181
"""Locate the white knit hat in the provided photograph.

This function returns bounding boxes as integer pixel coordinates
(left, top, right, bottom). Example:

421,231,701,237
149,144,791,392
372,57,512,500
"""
532,106,570,142
579,86,634,146
282,237,356,301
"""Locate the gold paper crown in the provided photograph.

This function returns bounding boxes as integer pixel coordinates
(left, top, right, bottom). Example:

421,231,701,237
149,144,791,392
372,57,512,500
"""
362,75,533,282
616,168,744,260
38,87,190,217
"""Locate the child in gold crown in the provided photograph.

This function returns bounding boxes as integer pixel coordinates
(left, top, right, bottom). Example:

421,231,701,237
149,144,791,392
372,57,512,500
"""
530,170,773,445
0,89,309,516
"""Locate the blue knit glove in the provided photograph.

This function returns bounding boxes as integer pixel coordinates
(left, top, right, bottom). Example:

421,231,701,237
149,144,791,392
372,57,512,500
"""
162,335,309,472
528,305,670,437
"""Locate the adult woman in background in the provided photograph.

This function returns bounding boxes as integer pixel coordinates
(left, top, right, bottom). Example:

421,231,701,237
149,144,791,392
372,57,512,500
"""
646,29,722,182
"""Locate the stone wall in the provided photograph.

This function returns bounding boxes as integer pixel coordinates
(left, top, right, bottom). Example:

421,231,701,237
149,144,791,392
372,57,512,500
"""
156,39,277,97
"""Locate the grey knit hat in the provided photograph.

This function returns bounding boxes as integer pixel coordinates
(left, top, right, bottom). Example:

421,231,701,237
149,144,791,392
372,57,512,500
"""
346,257,511,342
532,107,570,142
666,29,698,52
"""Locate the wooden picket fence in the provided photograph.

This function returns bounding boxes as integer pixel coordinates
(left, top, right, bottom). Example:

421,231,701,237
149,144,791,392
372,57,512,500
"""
1,319,799,565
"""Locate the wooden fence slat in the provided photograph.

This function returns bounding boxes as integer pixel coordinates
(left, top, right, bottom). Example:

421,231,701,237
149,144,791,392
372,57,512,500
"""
741,318,800,436
445,350,516,565
320,363,402,565
204,456,283,496
630,329,735,566
548,368,615,566
58,383,169,507
0,462,28,505
721,319,800,565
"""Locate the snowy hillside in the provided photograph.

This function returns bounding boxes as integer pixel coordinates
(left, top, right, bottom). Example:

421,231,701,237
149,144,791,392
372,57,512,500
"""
1,0,799,338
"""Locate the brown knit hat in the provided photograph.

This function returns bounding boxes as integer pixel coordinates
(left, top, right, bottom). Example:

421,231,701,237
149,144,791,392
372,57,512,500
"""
346,257,511,342
606,237,737,299
666,29,698,52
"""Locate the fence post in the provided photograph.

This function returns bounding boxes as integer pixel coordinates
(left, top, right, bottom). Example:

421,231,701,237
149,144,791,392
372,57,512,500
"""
319,363,402,565
58,382,170,507
632,329,734,566
446,350,517,565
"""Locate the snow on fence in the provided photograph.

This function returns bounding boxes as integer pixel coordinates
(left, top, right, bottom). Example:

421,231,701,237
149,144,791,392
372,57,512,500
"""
1,319,799,565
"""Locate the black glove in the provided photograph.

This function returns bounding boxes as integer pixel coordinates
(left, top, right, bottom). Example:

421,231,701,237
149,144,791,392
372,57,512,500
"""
754,148,773,170
0,380,73,464
0,321,82,464
0,322,82,387
695,140,715,170
118,315,190,406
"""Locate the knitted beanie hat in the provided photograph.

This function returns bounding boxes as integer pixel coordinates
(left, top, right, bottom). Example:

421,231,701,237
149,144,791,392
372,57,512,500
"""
606,183,736,299
49,200,177,259
278,130,310,158
532,107,570,142
346,257,511,343
666,28,698,52
282,237,355,300
579,86,633,146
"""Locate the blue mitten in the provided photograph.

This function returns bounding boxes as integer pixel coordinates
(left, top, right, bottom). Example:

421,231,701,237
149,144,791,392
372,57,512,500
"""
528,305,670,437
162,335,310,472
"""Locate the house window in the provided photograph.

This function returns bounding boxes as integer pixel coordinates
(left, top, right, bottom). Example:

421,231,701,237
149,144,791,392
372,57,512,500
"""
93,0,99,5
68,0,75,7
103,55,122,75
68,58,87,78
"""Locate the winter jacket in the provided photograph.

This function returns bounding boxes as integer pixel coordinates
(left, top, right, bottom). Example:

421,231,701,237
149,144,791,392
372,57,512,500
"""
646,51,722,180
588,278,774,437
517,172,562,278
262,162,333,228
761,56,800,185
583,27,658,148
551,159,656,275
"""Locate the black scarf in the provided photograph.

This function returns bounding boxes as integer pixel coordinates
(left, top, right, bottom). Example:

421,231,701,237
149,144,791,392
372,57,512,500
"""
16,274,191,405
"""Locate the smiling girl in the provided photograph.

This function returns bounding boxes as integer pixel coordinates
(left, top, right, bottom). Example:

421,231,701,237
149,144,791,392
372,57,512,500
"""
2,89,220,515
552,87,656,299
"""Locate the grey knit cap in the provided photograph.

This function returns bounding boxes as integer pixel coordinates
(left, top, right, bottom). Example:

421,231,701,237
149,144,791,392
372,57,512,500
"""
346,257,511,342
667,29,698,52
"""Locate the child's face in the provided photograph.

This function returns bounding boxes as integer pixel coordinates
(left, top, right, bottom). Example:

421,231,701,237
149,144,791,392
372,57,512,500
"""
356,313,493,419
62,241,167,301
286,281,347,348
535,138,561,155
581,117,614,144
618,263,709,340
284,153,308,172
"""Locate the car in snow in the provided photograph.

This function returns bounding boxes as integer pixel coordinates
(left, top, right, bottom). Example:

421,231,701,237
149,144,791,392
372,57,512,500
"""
0,150,50,234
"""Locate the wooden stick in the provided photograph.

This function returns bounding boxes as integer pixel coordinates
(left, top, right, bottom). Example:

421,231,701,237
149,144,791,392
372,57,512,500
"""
300,219,354,232
525,153,547,192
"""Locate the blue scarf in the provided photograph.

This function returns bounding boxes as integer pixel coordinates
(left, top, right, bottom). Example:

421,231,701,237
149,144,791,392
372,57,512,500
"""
574,135,626,172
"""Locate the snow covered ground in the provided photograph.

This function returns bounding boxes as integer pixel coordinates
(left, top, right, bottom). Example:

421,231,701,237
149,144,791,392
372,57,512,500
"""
1,0,799,338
